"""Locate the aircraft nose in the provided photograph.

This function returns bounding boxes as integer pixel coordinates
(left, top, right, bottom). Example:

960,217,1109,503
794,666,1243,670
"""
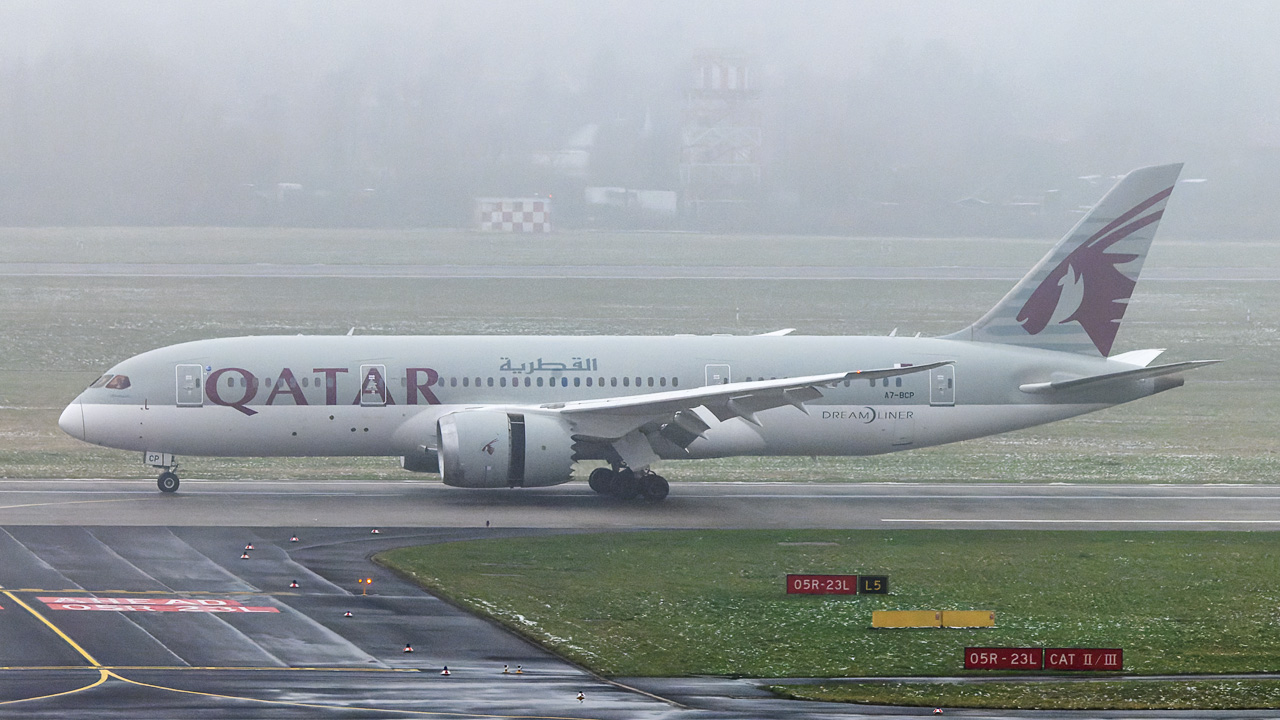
58,400,85,440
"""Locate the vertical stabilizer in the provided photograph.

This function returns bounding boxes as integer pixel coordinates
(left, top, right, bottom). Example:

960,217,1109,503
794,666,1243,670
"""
945,163,1182,356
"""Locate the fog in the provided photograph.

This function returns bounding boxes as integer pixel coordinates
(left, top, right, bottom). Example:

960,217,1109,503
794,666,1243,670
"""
1,0,1277,236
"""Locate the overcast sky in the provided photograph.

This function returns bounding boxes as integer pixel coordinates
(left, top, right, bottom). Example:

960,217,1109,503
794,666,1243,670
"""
2,1,1278,232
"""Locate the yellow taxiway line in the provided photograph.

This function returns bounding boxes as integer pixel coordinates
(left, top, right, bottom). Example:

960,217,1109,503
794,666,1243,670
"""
0,589,603,719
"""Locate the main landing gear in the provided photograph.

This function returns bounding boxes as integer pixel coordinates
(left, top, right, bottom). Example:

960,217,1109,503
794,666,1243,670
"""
588,467,669,502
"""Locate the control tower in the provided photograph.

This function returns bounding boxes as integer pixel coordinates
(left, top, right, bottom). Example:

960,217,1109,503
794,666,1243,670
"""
679,52,762,224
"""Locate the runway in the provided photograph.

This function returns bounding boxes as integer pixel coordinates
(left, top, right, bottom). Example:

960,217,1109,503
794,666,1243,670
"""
1,480,1277,719
3,479,1280,529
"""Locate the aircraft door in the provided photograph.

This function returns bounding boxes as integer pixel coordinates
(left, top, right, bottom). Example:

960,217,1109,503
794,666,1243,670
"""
705,364,731,386
175,364,204,407
929,365,955,406
359,364,388,407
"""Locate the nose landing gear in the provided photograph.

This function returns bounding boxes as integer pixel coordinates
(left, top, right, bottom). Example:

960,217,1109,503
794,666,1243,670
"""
145,452,181,493
157,471,180,493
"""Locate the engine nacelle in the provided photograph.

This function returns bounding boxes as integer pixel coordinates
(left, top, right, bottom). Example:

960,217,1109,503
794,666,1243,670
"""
437,411,575,488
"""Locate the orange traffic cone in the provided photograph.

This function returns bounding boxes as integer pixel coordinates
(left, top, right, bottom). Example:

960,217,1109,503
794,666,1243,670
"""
240,551,250,560
371,528,381,534
290,535,299,543
289,580,299,588
403,643,413,653
440,666,450,676
343,611,352,617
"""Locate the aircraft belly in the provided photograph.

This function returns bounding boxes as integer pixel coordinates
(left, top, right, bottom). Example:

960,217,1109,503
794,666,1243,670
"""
687,403,1109,458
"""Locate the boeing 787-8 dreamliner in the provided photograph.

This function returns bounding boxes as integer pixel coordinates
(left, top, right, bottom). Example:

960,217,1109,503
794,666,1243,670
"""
59,164,1218,501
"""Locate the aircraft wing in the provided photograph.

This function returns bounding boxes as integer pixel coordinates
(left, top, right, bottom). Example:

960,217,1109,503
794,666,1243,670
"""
1018,360,1222,394
537,361,953,444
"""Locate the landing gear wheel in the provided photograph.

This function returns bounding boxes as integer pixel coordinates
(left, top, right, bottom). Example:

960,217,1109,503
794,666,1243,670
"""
157,471,179,493
588,467,613,494
612,469,640,499
639,474,669,502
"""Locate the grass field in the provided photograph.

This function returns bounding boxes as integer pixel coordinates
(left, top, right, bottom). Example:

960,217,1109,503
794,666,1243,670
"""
0,226,1273,482
379,528,1280,709
771,680,1280,711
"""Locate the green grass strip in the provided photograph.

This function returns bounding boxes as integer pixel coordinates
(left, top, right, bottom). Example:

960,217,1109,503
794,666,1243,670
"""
377,529,1280,680
773,680,1280,710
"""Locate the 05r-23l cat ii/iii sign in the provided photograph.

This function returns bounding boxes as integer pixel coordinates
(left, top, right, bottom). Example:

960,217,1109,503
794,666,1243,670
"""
59,164,1218,501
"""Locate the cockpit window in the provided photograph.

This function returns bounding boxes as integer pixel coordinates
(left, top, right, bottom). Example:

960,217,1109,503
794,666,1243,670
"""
105,375,131,390
88,374,114,389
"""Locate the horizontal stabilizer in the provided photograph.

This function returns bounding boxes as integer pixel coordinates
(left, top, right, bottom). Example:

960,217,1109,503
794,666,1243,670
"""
1019,360,1221,394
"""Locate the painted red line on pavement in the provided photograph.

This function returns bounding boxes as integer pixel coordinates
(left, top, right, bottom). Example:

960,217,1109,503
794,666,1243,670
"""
39,596,243,607
41,599,277,609
36,597,278,613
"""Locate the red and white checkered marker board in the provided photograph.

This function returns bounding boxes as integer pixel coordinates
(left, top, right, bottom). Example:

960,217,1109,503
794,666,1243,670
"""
476,198,551,233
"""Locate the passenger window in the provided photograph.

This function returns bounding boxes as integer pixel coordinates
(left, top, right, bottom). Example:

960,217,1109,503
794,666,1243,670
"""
659,377,666,387
672,377,679,387
536,377,544,387
463,377,469,387
487,377,494,387
561,377,568,387
611,377,617,387
895,377,902,387
105,375,131,390
500,377,507,387
586,377,593,387
450,377,457,387
648,377,654,387
635,377,641,387
524,377,531,387
623,377,630,387
573,377,581,387
227,377,235,388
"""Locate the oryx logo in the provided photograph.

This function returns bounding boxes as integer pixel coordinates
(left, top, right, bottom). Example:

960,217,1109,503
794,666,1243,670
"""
1016,186,1171,356
481,439,498,455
